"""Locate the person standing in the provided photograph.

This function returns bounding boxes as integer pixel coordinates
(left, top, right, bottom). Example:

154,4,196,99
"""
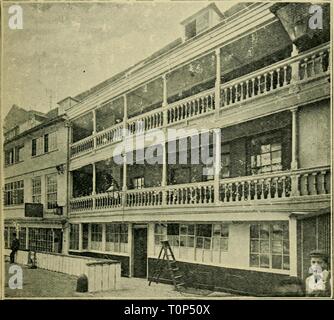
305,250,331,297
10,232,20,264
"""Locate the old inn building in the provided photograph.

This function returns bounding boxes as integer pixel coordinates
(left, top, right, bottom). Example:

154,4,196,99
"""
22,2,330,295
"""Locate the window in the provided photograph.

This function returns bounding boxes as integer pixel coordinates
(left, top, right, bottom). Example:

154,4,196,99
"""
15,145,24,163
91,224,102,251
221,144,230,178
133,177,144,189
69,224,79,250
5,148,15,166
32,177,42,203
5,145,24,165
250,222,289,270
19,228,27,250
106,224,128,253
185,20,196,40
32,139,37,156
44,132,57,153
249,132,282,174
4,227,9,249
4,180,24,206
28,228,53,252
154,223,229,264
32,133,57,156
46,174,57,209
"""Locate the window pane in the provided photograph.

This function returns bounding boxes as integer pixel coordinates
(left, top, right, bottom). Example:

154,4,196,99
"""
250,254,259,267
272,150,281,164
167,224,179,235
260,240,269,253
196,237,203,249
272,224,283,240
220,238,228,252
283,240,290,254
272,240,283,254
250,240,259,253
250,224,259,238
260,254,270,268
283,256,290,270
272,255,283,269
204,238,211,249
260,225,270,239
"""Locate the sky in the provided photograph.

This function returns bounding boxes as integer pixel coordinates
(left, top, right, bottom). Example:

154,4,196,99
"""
2,1,236,118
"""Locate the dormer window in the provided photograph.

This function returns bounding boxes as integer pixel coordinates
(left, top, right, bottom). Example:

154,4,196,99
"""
181,3,223,41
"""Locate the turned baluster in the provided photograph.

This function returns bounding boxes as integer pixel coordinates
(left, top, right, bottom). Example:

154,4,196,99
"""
283,66,288,86
223,87,228,106
310,55,316,77
241,181,245,201
303,58,309,79
276,68,281,87
281,177,286,198
251,78,255,97
319,171,327,194
260,179,265,200
274,178,279,198
269,71,274,91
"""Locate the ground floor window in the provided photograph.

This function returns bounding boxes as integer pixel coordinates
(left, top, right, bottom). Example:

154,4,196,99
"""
4,227,9,249
69,224,79,250
28,228,53,252
19,227,27,250
91,224,103,251
249,222,289,270
106,223,128,253
154,223,229,264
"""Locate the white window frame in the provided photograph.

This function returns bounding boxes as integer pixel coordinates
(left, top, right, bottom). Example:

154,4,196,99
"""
32,176,42,203
46,174,57,210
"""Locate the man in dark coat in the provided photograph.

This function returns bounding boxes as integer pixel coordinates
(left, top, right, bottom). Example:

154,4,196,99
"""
10,232,20,263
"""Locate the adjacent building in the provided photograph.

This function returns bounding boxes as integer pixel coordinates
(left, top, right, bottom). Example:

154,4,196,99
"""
3,106,69,254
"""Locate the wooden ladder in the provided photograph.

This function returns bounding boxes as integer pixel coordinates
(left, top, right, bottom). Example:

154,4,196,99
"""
149,240,185,291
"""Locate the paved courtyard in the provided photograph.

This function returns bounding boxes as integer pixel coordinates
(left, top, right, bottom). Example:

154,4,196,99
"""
4,263,237,298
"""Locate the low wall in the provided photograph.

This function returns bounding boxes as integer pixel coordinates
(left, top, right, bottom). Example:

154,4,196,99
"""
4,249,121,292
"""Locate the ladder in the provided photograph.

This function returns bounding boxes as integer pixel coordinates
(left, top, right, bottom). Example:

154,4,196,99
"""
149,240,185,291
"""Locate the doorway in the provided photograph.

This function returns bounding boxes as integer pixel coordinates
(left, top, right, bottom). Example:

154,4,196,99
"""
133,227,148,278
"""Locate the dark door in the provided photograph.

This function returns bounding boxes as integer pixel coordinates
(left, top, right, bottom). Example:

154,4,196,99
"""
133,228,148,278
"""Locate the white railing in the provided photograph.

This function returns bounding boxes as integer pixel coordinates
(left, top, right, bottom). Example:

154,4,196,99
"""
295,166,330,196
166,181,215,206
126,187,163,207
69,166,330,213
167,88,215,125
127,109,164,135
70,195,94,212
299,45,330,81
220,171,292,202
220,42,329,108
95,123,124,148
69,43,329,159
70,136,94,158
95,192,123,209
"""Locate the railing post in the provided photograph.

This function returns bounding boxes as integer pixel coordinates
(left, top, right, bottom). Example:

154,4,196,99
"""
79,223,83,251
92,109,97,150
289,215,298,277
102,224,106,252
161,74,168,205
215,48,221,114
290,106,299,170
214,129,221,203
289,44,301,93
92,163,96,209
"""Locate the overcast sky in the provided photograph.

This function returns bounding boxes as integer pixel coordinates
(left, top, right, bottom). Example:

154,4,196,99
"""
2,1,236,117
